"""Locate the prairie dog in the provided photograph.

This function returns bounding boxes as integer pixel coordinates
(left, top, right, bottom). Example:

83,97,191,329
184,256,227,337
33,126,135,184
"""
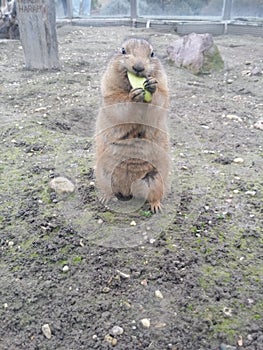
95,38,170,212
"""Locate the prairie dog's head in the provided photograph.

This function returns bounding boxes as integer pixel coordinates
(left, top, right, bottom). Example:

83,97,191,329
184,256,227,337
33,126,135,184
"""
114,38,160,78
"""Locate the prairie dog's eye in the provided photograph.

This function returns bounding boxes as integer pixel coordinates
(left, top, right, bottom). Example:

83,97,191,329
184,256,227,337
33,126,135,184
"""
121,48,126,54
150,51,155,57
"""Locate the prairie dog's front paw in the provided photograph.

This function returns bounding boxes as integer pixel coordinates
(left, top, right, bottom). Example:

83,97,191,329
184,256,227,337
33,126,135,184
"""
144,77,158,94
129,87,145,102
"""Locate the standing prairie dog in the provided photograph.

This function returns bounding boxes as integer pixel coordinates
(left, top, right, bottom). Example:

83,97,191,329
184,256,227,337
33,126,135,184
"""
95,38,170,212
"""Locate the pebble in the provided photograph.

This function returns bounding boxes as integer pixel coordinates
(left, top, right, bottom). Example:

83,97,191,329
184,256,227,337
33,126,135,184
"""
201,124,209,129
180,165,188,170
241,69,251,76
112,339,117,346
254,119,263,130
35,107,47,112
233,157,244,164
245,190,256,196
130,220,136,226
154,321,166,328
111,326,124,336
140,318,151,328
62,265,69,273
116,270,130,279
42,324,52,339
154,290,164,299
220,344,237,350
104,334,117,346
49,177,75,195
97,218,103,224
247,334,253,341
251,66,262,76
223,307,232,317
226,114,242,122
237,335,243,347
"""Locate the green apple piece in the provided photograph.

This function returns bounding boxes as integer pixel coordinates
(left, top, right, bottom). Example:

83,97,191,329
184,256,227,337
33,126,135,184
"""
127,71,152,102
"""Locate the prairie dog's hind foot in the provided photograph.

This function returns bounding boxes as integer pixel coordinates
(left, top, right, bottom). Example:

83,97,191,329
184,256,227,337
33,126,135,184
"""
150,200,162,213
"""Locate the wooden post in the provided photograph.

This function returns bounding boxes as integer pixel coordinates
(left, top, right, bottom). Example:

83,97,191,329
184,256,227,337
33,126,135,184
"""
16,0,60,70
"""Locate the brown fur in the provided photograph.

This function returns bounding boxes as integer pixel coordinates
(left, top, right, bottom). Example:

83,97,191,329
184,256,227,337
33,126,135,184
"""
95,38,170,212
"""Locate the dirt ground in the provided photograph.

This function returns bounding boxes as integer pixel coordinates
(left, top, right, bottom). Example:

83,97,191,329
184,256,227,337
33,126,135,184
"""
0,25,262,350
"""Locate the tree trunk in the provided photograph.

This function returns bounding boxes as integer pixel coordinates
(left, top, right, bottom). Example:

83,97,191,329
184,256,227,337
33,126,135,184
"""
16,0,60,70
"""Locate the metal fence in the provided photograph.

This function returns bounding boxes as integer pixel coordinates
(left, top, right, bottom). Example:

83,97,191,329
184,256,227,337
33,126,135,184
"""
56,0,263,36
56,0,263,19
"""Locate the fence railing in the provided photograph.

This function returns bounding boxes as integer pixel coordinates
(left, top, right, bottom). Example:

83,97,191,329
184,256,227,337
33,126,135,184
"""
56,0,263,20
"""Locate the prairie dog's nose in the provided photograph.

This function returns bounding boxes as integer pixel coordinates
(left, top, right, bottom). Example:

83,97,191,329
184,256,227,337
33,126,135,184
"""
132,62,145,73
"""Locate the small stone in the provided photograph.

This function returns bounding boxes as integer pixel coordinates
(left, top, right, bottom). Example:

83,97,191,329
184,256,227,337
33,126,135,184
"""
112,338,117,346
251,66,262,76
155,290,164,299
49,177,75,195
140,318,151,328
62,265,69,273
130,220,136,226
180,165,188,170
241,69,251,76
42,324,52,339
226,79,234,84
245,190,256,196
116,270,130,279
237,335,243,347
226,114,242,122
111,326,124,336
8,241,14,247
233,189,239,194
122,301,131,309
140,279,148,286
4,303,8,308
35,107,47,112
98,218,103,224
154,321,166,328
104,334,117,346
220,344,237,350
233,157,244,164
223,307,232,317
254,119,263,130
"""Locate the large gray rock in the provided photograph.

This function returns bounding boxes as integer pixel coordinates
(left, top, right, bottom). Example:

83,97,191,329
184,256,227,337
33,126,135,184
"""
167,32,224,74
